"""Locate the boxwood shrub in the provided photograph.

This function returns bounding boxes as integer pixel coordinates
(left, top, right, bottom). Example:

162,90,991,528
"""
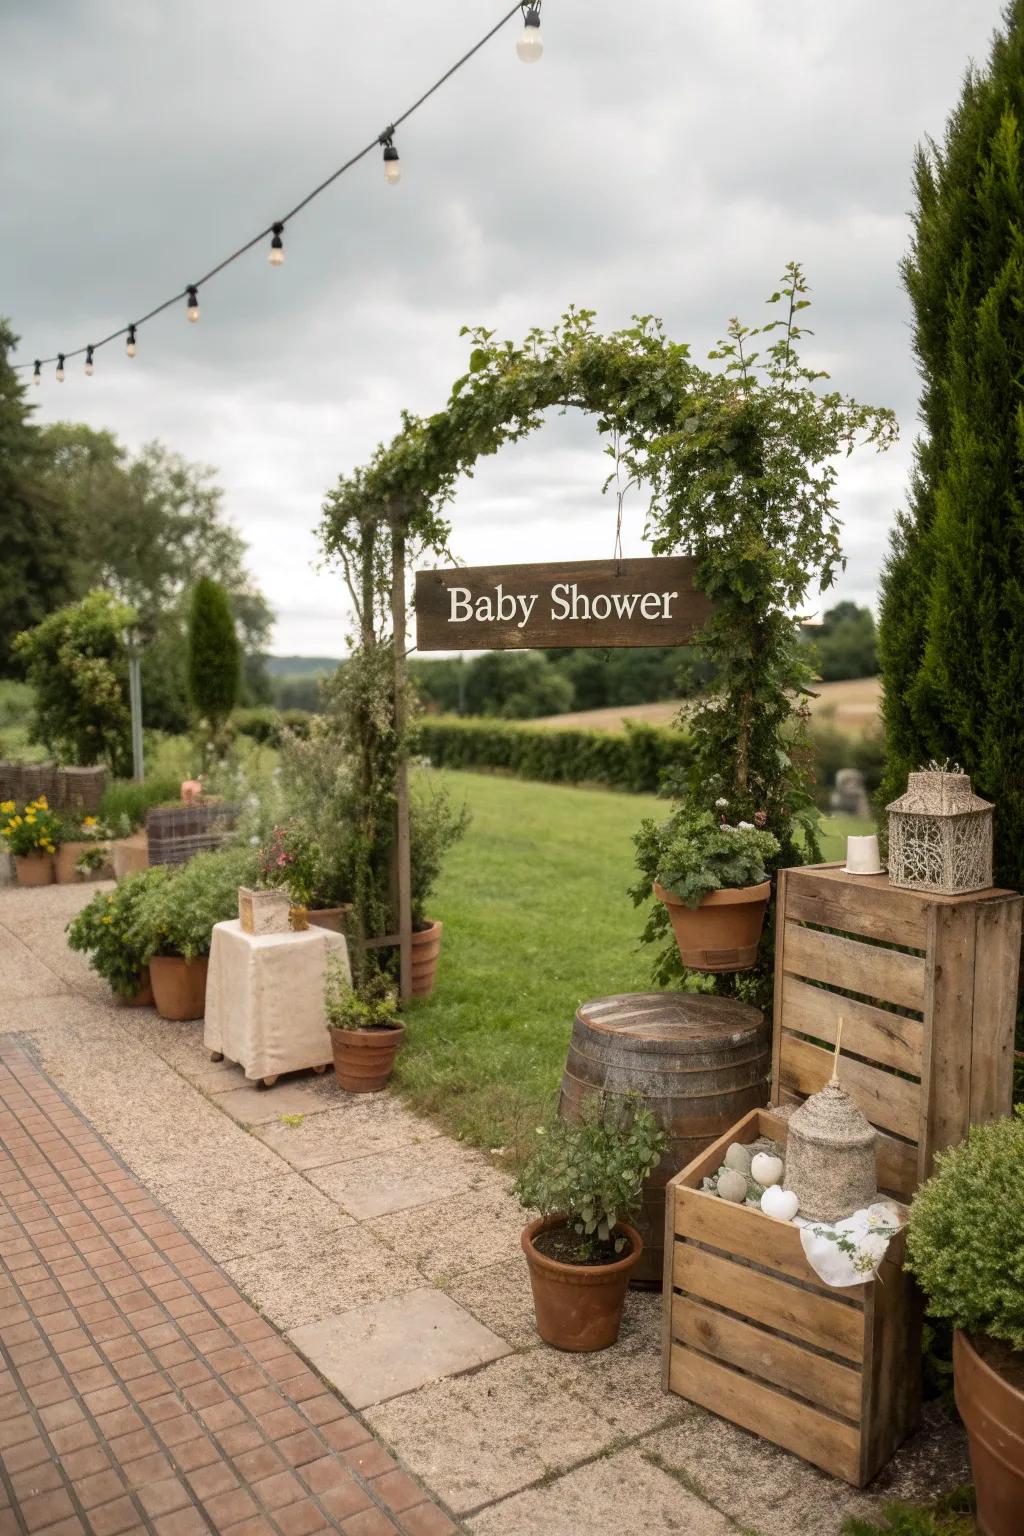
412,717,688,795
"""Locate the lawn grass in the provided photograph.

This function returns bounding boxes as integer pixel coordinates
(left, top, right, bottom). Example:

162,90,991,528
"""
396,769,871,1156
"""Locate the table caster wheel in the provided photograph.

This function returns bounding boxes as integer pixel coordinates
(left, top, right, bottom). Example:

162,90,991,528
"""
209,1052,224,1063
258,1075,279,1090
312,1064,328,1074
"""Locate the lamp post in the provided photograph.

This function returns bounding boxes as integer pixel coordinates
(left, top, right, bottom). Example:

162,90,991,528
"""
123,627,145,782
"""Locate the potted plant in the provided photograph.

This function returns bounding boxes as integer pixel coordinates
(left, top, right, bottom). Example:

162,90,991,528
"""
409,782,470,996
256,822,324,932
55,814,114,883
633,805,779,972
323,954,404,1092
1,796,62,886
515,1096,666,1352
66,868,167,1005
906,1108,1024,1536
129,845,258,1020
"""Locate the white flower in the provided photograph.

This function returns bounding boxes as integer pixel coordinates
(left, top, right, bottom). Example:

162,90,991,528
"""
737,820,755,831
715,797,729,808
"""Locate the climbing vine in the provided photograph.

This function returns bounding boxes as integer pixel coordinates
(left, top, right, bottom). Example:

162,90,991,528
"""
319,265,897,989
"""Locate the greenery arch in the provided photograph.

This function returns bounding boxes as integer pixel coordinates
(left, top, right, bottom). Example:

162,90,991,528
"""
318,265,896,994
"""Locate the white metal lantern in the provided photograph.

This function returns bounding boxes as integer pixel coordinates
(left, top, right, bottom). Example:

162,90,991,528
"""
886,767,993,895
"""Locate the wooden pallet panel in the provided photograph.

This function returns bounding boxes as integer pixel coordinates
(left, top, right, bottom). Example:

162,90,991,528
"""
784,866,928,950
782,923,927,1013
777,1034,919,1142
779,975,924,1077
669,1344,862,1485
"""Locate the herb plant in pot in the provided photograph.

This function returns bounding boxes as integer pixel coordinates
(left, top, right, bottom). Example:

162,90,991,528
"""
130,846,258,1020
323,954,404,1092
515,1096,666,1352
1,797,62,886
906,1109,1024,1536
634,806,779,972
55,814,114,883
66,868,167,1005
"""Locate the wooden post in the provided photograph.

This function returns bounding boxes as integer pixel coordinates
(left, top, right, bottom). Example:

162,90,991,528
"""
391,516,413,1005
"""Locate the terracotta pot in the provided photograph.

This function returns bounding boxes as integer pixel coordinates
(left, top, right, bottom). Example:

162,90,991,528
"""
149,956,209,1021
411,920,444,997
330,1023,405,1093
954,1330,1024,1536
521,1215,643,1352
112,968,154,1008
14,853,54,887
112,834,148,881
654,880,771,973
308,904,352,935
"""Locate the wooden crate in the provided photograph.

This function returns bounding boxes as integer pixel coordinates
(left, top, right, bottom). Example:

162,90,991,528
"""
663,1108,921,1486
772,863,1022,1200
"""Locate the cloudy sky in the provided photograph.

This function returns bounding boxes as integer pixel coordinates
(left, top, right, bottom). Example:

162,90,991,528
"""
1,0,1002,655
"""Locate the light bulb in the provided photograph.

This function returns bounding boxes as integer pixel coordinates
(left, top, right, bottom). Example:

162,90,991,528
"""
186,285,200,323
84,346,95,377
33,361,41,386
517,6,543,62
383,142,401,184
56,354,65,382
269,223,284,266
126,325,137,358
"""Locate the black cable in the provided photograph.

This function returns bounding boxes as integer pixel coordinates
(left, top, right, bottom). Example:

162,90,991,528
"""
15,1,525,369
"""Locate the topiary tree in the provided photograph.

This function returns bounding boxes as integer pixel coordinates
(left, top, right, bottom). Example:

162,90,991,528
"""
14,589,135,773
186,577,240,745
878,1,1024,893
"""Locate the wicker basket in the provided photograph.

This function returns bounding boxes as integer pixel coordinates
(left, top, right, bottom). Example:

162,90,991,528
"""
146,802,239,867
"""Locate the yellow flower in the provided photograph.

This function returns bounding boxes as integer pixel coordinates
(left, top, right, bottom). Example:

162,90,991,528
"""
36,796,48,808
0,800,14,814
83,816,97,828
102,915,113,924
25,813,36,824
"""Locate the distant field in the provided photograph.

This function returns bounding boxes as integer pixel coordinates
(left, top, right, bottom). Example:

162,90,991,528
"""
532,675,883,736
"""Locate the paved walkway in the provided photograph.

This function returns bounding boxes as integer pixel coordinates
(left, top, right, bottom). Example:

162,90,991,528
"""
0,1044,454,1536
1,883,972,1535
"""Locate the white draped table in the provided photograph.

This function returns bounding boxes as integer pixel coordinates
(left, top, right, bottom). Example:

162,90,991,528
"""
203,919,350,1085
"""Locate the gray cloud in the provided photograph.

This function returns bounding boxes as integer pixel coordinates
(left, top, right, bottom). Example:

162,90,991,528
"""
0,0,1002,650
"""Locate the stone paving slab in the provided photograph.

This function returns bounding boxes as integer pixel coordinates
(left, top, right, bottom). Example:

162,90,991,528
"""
306,1144,492,1224
288,1291,510,1410
0,1043,459,1536
253,1106,440,1174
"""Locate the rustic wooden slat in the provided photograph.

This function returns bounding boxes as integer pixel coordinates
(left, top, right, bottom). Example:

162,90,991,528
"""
783,923,926,1013
858,1252,923,1482
770,868,789,1111
672,1297,862,1421
675,1187,840,1293
968,896,1023,1127
669,1344,863,1485
778,1033,919,1142
785,868,928,950
871,1128,919,1202
665,1108,762,1190
673,1243,864,1363
919,903,977,1181
414,556,714,651
780,975,925,1078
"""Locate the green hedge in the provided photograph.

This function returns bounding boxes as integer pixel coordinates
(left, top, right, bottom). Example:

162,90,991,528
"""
412,717,689,794
232,706,313,746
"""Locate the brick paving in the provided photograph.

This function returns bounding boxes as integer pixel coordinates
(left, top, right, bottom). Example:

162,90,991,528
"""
0,1044,458,1536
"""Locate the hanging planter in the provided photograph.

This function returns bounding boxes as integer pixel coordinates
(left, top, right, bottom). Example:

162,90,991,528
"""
653,879,771,972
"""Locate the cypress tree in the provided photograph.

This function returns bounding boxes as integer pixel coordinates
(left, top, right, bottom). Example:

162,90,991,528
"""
878,2,1024,890
186,577,240,736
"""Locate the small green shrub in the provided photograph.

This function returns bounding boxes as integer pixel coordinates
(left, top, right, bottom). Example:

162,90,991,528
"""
128,845,259,961
842,1488,975,1536
187,577,240,738
906,1107,1024,1351
100,775,182,831
413,716,687,794
323,952,398,1031
631,806,780,909
66,868,168,996
515,1096,667,1258
232,707,312,746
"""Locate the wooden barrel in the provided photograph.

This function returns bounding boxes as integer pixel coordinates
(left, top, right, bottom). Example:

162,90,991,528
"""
558,992,770,1287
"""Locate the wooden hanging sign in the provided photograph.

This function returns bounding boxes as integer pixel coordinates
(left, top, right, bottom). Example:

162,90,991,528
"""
414,556,713,651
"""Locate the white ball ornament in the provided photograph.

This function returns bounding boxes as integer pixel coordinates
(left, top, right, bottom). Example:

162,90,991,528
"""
717,1169,748,1204
760,1185,799,1221
750,1152,784,1188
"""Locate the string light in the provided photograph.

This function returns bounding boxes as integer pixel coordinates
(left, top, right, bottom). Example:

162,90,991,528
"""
517,3,543,62
84,345,95,376
13,2,529,375
33,360,41,386
380,131,401,185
